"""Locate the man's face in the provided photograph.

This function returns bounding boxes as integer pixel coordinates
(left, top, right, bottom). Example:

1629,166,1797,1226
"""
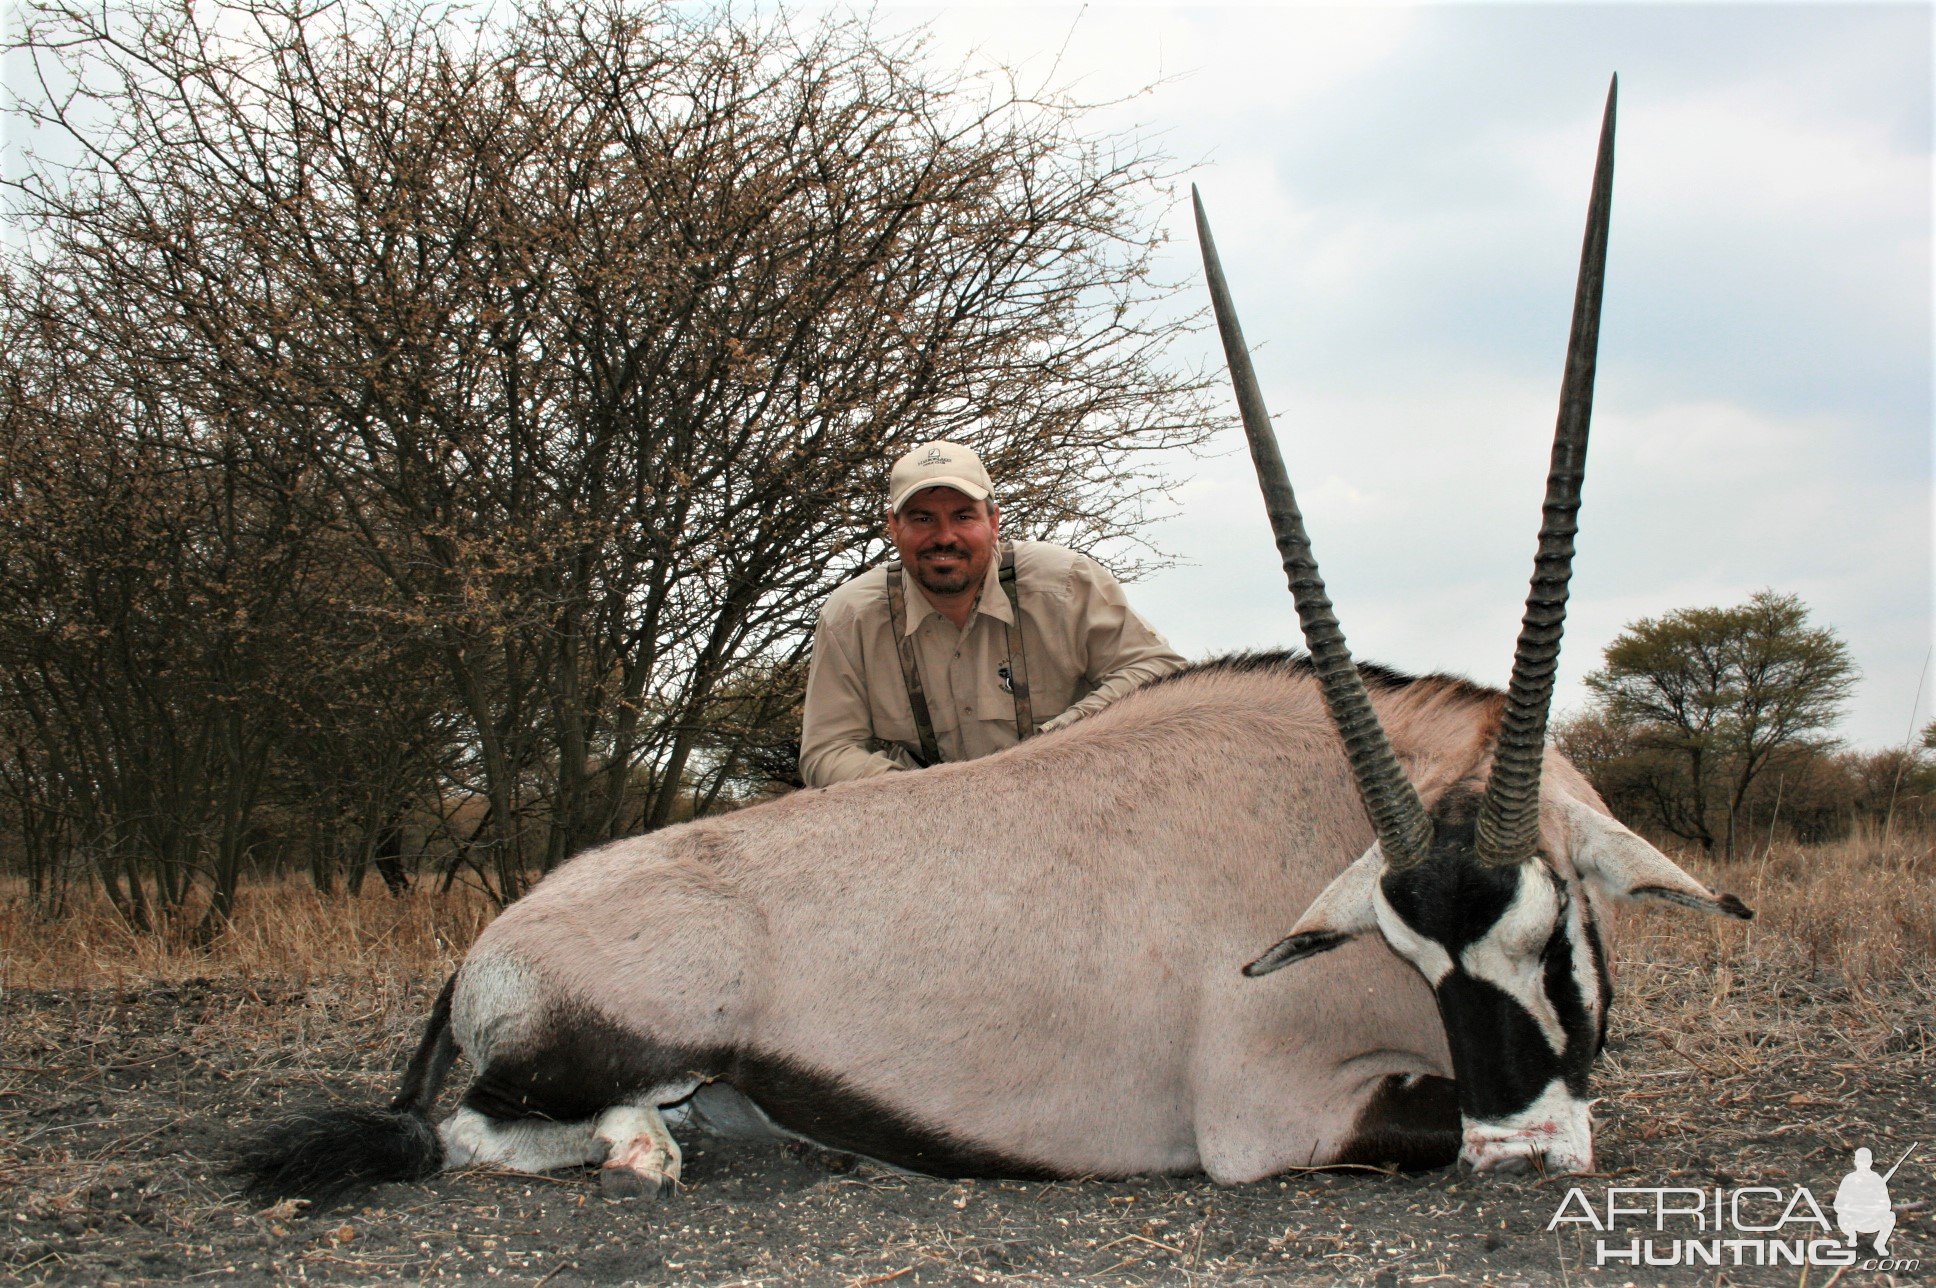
887,487,1000,600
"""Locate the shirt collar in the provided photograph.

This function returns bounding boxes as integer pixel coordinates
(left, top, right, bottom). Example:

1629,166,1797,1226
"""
896,549,1013,635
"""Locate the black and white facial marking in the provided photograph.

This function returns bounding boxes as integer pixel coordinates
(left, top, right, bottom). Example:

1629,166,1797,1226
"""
1248,789,1750,1175
1373,789,1609,1172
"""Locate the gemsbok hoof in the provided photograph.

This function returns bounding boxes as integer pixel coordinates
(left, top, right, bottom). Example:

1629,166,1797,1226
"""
599,1164,670,1200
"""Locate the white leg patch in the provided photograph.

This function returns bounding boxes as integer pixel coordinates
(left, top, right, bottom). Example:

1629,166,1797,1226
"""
438,1107,603,1173
1460,1081,1594,1174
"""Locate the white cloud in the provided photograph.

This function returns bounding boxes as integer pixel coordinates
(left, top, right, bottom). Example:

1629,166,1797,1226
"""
878,4,1418,123
808,3,1936,748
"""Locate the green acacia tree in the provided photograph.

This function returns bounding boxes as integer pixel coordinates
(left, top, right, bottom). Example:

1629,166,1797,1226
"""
1582,591,1858,858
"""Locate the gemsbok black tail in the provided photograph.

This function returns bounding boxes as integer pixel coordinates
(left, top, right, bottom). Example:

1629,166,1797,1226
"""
236,974,459,1207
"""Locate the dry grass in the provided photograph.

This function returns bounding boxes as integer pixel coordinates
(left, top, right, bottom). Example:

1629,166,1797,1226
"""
1619,822,1935,993
4,825,1931,1000
1601,824,1934,1143
0,877,491,992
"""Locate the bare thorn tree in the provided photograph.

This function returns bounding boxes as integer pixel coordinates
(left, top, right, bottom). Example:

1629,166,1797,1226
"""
4,0,1214,910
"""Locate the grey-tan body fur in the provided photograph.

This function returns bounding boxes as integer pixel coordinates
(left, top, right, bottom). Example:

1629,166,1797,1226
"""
239,91,1746,1202
456,659,1592,1182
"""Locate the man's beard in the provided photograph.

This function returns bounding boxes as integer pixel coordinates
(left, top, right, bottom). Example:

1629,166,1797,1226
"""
913,547,975,596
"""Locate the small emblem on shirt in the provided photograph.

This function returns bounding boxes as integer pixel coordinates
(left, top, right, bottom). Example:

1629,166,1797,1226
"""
997,662,1015,694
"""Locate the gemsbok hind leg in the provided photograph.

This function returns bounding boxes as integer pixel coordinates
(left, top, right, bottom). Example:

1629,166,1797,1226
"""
438,1107,604,1173
448,950,723,1193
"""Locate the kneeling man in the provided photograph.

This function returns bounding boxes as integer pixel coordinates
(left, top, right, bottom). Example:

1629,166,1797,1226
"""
801,440,1185,787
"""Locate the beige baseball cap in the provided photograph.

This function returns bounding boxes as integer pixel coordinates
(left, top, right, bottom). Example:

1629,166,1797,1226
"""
887,440,994,514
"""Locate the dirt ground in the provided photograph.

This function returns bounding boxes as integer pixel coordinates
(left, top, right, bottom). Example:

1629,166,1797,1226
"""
4,949,1932,1288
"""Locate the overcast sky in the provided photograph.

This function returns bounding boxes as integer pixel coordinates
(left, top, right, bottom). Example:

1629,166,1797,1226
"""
6,3,1929,749
871,2,1932,751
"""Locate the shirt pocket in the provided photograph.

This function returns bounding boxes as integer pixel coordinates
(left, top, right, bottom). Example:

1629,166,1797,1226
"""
969,656,1028,742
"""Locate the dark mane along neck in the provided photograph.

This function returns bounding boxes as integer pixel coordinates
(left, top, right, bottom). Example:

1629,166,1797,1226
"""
1159,649,1501,705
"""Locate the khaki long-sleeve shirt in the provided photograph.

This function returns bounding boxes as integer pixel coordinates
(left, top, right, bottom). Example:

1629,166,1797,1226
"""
799,540,1185,787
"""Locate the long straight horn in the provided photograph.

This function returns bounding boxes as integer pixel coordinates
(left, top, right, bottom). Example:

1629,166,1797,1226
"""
1193,187,1434,869
1475,76,1618,866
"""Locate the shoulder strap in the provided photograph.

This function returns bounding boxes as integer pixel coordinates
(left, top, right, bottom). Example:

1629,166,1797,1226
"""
883,561,941,767
999,542,1035,741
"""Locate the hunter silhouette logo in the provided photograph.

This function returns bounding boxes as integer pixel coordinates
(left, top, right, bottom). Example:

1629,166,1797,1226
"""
1836,1145,1913,1257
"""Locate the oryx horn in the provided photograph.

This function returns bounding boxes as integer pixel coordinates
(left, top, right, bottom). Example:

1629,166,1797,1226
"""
1474,76,1618,866
1193,187,1434,870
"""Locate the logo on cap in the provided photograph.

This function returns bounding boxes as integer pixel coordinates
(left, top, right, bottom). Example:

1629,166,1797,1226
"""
919,449,950,466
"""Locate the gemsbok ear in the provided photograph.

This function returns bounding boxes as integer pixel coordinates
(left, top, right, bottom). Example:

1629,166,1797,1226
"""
1561,798,1754,919
1244,846,1386,976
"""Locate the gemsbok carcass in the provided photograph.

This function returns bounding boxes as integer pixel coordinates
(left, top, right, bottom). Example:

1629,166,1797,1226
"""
242,78,1751,1207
